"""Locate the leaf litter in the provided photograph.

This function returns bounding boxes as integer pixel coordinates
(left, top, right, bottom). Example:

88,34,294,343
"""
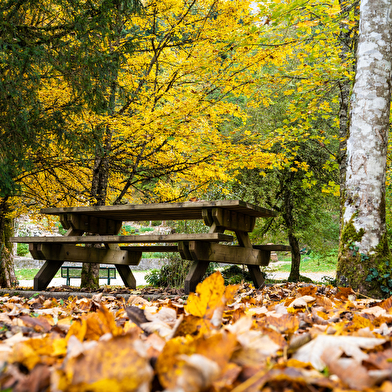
1,271,392,391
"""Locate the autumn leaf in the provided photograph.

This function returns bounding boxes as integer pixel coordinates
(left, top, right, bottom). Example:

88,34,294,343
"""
293,335,386,370
185,271,228,319
53,335,153,391
180,271,238,337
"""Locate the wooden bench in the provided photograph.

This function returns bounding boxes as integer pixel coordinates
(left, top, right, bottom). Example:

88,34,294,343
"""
61,265,116,286
11,200,291,294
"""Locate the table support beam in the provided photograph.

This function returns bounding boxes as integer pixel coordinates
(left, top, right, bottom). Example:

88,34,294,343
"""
115,265,136,289
33,260,64,291
184,260,210,294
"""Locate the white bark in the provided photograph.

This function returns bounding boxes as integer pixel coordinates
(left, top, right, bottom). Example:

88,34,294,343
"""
343,0,392,253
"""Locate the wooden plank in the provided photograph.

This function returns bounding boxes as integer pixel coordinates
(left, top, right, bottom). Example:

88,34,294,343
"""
34,260,64,291
187,242,270,266
247,265,266,290
115,265,136,289
29,243,142,265
61,213,122,235
212,208,256,232
202,209,214,227
235,231,253,248
11,233,234,244
253,245,291,251
119,245,178,252
40,200,277,221
178,241,193,261
184,261,210,294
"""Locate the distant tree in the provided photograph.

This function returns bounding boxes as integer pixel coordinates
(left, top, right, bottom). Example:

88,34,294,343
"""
233,138,339,282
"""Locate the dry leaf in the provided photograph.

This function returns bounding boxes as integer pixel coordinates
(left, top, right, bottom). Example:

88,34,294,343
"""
53,335,153,391
293,335,386,370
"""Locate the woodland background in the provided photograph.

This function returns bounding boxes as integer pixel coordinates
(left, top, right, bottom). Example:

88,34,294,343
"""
0,0,389,293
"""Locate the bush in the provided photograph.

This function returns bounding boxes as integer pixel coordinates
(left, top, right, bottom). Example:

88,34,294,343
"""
139,227,154,233
145,253,218,288
121,225,137,235
220,265,255,285
16,243,29,257
56,222,67,235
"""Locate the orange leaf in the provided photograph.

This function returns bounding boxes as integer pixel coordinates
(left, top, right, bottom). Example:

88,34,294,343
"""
54,335,153,391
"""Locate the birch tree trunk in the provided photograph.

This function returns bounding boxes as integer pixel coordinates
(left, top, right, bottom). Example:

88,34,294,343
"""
337,0,392,298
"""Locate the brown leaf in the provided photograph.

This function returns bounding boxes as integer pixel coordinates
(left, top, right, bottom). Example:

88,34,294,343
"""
125,306,149,327
259,314,300,335
211,362,242,392
335,287,355,300
19,315,52,333
297,286,318,297
293,335,386,370
321,346,377,390
13,364,51,392
53,335,153,391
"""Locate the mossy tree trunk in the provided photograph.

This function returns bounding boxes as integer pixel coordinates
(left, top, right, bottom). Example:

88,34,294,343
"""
337,0,392,298
80,124,113,289
0,198,17,287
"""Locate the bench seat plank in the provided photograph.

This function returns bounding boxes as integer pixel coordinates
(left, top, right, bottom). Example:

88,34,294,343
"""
187,241,270,266
253,245,291,251
119,245,178,252
11,233,233,244
30,244,142,265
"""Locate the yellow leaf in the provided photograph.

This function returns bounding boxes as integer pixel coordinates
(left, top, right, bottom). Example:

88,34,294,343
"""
54,335,153,392
185,271,226,319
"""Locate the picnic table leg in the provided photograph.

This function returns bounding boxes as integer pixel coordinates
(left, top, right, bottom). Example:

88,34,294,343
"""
115,265,136,289
107,241,138,289
235,230,266,290
34,260,64,291
247,265,266,290
184,260,210,294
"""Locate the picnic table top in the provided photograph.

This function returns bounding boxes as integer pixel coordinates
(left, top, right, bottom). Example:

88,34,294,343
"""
40,199,276,221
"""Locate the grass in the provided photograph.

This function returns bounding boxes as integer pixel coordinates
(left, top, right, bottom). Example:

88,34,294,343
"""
15,268,61,280
273,251,338,274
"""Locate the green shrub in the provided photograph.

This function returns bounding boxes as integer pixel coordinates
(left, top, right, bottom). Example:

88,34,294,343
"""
121,225,137,235
220,264,255,285
56,222,68,235
16,243,29,257
151,221,162,226
139,227,154,233
145,254,218,288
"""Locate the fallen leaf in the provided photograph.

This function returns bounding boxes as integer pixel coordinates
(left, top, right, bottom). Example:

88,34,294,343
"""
53,335,153,391
293,335,386,370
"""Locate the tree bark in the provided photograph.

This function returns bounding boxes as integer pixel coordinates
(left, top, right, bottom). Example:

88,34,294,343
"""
337,0,392,297
338,0,359,231
287,231,301,282
281,188,301,282
81,80,117,289
0,198,17,287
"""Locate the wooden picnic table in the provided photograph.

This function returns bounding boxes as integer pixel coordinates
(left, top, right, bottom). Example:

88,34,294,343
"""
11,200,290,294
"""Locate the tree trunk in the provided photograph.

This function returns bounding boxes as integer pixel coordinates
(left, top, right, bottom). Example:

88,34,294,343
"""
337,0,392,298
287,231,301,282
281,188,301,282
0,198,17,287
338,0,359,231
80,125,113,289
81,76,117,289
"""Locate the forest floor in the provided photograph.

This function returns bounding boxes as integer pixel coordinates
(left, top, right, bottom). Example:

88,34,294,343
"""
0,271,391,392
